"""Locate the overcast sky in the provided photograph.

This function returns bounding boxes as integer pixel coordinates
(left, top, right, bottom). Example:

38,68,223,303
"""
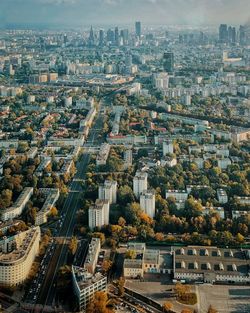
0,0,249,28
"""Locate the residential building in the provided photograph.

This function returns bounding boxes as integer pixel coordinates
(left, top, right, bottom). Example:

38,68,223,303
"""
1,187,34,221
98,180,117,204
88,199,110,230
217,189,228,204
163,140,174,155
0,227,41,286
96,143,110,166
140,190,156,218
35,188,60,226
133,171,148,198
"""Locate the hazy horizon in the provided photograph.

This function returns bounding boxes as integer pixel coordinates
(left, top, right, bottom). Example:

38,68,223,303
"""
0,0,249,29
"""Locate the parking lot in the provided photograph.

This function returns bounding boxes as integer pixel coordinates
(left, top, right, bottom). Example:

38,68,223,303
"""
196,285,250,313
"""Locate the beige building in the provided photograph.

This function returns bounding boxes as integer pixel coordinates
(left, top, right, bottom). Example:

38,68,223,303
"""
0,227,41,286
173,246,250,284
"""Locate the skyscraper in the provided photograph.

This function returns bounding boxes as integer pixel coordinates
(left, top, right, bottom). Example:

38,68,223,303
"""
219,24,228,43
115,27,119,46
107,29,115,43
163,52,174,73
88,26,95,46
135,21,141,38
99,29,104,46
121,29,129,45
228,26,236,44
239,25,246,45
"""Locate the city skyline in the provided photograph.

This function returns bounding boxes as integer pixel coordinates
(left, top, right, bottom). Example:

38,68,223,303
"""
0,0,250,29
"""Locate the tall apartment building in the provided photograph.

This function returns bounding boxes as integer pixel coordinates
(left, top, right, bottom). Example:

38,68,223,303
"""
163,140,174,155
153,72,169,90
98,180,117,204
88,199,110,230
133,171,148,198
163,52,174,73
140,190,156,218
0,227,41,286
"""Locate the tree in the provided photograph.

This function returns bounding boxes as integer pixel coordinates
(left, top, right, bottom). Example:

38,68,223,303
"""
118,185,135,204
163,301,173,312
174,283,191,298
155,232,165,241
207,305,218,313
68,236,78,256
117,277,125,297
102,260,113,273
125,250,137,259
86,291,113,313
92,232,105,245
118,217,126,227
235,233,244,243
50,206,58,217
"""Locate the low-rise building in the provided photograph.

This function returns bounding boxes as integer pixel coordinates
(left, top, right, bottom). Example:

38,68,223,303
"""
35,188,60,226
96,143,110,166
217,189,228,204
1,187,34,221
173,246,250,284
166,190,188,202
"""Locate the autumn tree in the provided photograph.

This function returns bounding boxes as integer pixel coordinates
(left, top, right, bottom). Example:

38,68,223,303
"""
125,250,137,259
102,260,113,273
86,291,113,313
117,277,125,297
68,236,78,256
207,305,218,313
163,301,173,312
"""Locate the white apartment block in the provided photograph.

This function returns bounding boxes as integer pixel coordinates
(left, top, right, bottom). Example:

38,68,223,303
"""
133,171,148,198
98,180,117,204
163,140,174,155
88,199,110,230
96,143,110,166
0,227,40,286
217,189,228,204
153,72,169,90
140,190,156,218
35,188,60,226
72,267,107,311
166,190,188,202
1,187,34,221
72,237,107,311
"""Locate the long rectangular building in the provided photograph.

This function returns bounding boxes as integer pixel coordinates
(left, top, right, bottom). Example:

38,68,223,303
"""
173,246,250,284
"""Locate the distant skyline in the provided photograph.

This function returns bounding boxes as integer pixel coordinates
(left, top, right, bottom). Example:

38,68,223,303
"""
0,0,250,29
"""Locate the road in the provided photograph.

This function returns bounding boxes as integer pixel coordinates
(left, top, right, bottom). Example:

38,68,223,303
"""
35,100,105,309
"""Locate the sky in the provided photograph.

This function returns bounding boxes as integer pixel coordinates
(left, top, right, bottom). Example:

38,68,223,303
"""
0,0,249,28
